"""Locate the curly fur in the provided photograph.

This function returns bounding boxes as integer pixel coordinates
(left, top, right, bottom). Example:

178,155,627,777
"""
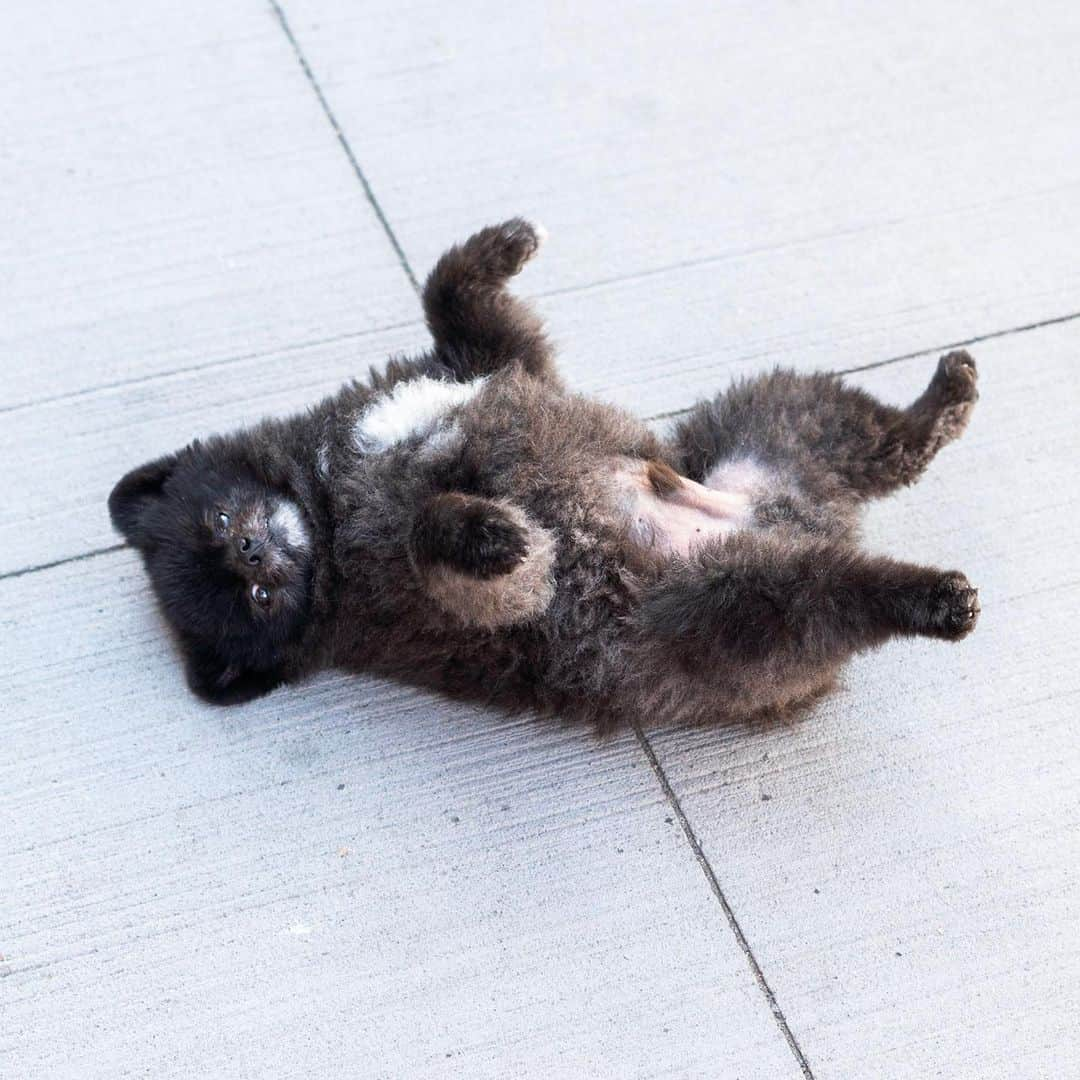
109,219,980,727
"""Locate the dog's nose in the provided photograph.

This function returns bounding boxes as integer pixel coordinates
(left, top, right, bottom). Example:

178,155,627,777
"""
237,536,265,564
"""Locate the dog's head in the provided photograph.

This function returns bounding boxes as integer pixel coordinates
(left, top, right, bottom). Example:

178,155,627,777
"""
109,439,316,704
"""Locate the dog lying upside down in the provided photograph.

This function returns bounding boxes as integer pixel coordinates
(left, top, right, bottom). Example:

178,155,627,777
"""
109,219,979,726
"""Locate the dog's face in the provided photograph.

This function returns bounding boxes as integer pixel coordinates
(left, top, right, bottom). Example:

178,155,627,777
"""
109,443,315,704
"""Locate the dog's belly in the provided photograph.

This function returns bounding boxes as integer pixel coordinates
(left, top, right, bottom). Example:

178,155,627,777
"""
611,457,768,556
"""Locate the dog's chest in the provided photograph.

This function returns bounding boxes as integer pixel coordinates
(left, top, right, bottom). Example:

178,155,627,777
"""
352,376,487,453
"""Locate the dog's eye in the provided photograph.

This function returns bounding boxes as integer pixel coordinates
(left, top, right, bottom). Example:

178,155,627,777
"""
251,584,271,607
216,511,230,531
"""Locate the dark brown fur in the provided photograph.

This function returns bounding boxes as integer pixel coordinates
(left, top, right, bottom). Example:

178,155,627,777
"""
109,219,980,727
645,459,683,498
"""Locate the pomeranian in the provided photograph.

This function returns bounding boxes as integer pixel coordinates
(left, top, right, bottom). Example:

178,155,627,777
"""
109,219,979,726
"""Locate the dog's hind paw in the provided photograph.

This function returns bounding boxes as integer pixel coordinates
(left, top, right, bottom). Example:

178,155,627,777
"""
926,571,980,640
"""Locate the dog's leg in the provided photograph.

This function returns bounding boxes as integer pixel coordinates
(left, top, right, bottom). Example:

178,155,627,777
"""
409,493,556,628
871,350,980,491
423,218,559,385
668,352,978,500
626,534,979,721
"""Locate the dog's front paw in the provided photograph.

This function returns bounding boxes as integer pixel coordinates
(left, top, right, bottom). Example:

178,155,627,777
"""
493,217,546,275
456,505,530,577
933,350,979,407
413,494,529,579
926,571,980,640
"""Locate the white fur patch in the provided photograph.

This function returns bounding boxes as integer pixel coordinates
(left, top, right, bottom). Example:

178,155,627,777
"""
704,456,773,495
352,377,487,453
270,500,311,551
316,441,330,479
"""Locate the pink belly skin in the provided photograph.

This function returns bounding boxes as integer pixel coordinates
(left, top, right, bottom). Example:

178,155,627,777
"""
614,459,754,556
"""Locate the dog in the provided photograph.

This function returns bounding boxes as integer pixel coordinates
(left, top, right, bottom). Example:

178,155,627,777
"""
109,219,979,726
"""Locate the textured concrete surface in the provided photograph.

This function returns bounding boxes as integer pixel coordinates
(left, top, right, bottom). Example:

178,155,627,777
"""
2,2,1078,1077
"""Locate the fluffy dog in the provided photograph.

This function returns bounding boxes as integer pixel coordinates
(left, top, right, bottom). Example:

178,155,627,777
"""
109,219,979,726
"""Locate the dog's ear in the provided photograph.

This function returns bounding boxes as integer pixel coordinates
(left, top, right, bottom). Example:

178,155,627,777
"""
184,644,285,706
107,453,179,548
